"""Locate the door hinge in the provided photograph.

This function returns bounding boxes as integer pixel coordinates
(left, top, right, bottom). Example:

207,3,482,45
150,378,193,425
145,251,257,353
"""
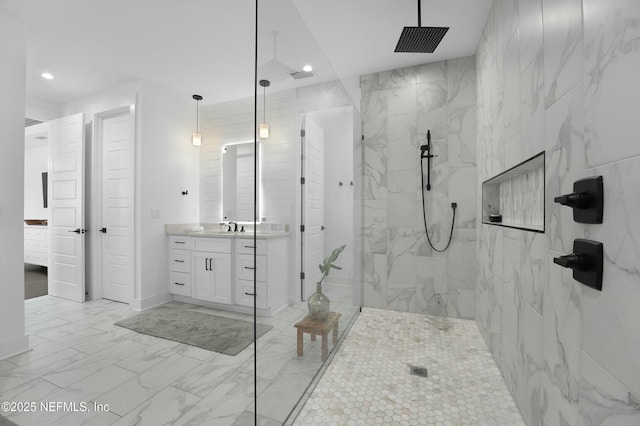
300,225,305,232
361,134,365,141
300,129,305,137
300,272,305,279
300,177,305,185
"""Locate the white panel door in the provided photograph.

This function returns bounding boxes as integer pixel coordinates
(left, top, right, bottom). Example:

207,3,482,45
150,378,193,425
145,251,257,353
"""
48,113,86,302
100,110,134,303
303,117,325,299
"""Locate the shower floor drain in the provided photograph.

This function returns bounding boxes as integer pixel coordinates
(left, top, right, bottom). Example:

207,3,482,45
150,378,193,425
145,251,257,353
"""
409,366,428,378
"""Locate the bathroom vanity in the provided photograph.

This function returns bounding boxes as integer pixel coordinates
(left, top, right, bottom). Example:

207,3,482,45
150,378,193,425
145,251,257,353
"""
167,230,289,316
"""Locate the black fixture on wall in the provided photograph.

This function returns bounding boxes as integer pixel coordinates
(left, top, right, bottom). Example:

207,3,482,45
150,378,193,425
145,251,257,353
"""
553,239,603,291
420,130,456,252
554,176,603,224
394,0,449,53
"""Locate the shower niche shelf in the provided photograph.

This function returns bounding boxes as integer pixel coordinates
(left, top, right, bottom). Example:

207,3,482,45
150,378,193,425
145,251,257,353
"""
482,151,545,233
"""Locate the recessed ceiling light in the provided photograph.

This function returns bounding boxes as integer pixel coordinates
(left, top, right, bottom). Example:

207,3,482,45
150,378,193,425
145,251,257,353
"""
302,65,313,72
41,73,54,80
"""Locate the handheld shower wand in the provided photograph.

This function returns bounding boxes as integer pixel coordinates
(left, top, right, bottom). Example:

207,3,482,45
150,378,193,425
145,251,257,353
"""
420,130,435,191
420,130,456,252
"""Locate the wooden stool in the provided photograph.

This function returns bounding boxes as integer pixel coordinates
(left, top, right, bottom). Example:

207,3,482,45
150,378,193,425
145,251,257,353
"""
294,312,341,361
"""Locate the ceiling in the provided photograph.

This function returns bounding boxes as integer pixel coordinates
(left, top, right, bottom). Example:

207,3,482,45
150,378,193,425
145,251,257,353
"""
0,0,493,107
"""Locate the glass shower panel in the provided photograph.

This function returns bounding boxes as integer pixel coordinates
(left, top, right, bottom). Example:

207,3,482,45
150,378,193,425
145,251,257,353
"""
250,0,363,423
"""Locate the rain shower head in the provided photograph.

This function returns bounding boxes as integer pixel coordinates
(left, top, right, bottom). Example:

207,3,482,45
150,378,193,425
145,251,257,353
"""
395,0,449,53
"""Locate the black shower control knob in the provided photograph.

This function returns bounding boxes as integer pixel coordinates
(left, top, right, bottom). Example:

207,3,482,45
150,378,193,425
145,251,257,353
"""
553,254,586,270
554,192,592,209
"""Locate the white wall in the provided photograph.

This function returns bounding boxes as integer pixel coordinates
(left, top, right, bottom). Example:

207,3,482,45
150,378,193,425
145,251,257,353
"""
138,82,199,306
24,146,48,220
26,96,62,122
63,81,198,309
0,11,29,360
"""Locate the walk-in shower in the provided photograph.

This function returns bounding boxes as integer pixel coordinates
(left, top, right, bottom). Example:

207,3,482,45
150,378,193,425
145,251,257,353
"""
420,129,456,252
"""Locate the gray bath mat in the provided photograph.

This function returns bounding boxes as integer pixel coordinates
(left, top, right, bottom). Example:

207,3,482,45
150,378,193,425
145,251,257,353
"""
115,302,272,355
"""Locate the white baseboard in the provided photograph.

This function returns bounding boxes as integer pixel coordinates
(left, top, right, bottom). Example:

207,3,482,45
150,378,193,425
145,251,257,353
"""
0,335,29,361
131,293,172,311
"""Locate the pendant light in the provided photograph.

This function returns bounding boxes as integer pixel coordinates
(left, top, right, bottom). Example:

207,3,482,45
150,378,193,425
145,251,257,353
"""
259,80,270,139
192,94,202,146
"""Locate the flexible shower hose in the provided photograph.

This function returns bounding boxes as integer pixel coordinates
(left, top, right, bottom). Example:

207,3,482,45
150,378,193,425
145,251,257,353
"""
420,157,456,252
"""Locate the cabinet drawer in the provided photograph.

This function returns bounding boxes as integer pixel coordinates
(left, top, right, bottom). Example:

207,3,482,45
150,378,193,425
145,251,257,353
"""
170,272,191,296
170,236,192,249
235,280,267,309
236,239,267,255
170,249,191,273
192,238,231,254
236,254,267,281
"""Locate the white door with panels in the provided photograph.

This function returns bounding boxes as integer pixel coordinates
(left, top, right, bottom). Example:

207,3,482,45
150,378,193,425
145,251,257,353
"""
98,109,134,303
48,113,86,303
302,116,325,300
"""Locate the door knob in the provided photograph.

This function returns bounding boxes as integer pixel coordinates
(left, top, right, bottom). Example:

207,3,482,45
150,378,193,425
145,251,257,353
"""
99,227,107,233
321,225,326,231
68,228,86,234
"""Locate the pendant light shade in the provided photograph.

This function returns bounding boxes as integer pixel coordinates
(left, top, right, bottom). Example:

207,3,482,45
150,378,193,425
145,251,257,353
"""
192,94,202,146
259,79,270,139
259,123,269,139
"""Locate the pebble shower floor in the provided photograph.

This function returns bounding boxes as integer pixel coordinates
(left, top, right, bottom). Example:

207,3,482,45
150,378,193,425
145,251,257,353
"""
294,308,524,425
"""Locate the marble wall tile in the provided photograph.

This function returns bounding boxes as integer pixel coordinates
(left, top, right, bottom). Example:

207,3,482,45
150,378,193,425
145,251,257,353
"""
519,51,545,157
362,58,477,319
416,81,448,139
542,0,584,108
415,61,447,84
363,200,387,255
447,229,477,290
448,90,477,169
363,254,388,309
519,232,545,314
361,67,417,91
518,0,543,69
544,83,587,254
503,30,521,144
386,114,417,172
449,167,477,229
540,250,583,425
388,170,418,227
583,0,640,167
581,157,640,398
446,288,475,319
578,350,640,425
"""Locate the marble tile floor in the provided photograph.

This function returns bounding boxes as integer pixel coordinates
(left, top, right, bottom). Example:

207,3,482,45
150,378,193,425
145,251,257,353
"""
0,295,359,425
293,308,524,426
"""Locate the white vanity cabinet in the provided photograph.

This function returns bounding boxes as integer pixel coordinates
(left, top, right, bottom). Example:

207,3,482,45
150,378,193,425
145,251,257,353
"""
234,237,288,314
167,232,289,316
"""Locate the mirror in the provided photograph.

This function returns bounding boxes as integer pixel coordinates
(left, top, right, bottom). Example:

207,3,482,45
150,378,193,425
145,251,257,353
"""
223,141,259,222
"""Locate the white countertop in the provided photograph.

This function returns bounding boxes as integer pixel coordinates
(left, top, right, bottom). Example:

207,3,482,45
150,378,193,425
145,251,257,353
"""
165,223,289,239
167,230,289,239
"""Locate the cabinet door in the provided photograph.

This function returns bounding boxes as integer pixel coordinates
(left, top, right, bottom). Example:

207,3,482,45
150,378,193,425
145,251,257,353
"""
191,251,232,304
